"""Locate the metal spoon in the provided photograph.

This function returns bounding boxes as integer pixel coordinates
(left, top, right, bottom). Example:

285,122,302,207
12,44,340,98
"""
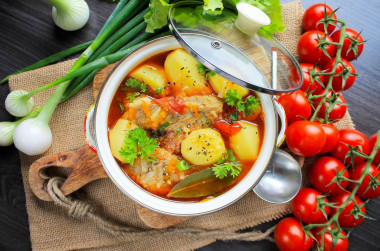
253,149,302,203
252,51,302,203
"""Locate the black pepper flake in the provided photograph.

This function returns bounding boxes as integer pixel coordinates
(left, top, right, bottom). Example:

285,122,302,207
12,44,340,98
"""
188,70,190,73
181,67,184,70
173,82,176,86
189,147,192,150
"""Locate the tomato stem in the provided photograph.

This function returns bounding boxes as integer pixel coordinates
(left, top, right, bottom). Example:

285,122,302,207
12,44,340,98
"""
309,20,347,122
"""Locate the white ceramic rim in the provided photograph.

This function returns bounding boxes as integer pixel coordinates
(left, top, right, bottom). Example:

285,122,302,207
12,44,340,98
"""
94,36,277,216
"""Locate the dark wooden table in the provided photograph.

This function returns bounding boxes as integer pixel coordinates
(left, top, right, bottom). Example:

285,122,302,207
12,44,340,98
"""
0,0,379,250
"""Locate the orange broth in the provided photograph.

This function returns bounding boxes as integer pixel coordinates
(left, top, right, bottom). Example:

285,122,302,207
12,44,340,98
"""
108,50,265,202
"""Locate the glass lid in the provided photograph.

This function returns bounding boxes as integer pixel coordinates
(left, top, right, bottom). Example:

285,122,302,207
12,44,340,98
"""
168,1,303,94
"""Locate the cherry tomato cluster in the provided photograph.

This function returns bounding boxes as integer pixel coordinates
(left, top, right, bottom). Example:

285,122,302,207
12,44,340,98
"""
278,3,365,157
274,4,380,251
275,131,380,251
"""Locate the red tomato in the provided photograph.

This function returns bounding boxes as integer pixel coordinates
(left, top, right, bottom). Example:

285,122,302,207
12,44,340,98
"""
274,217,313,251
348,162,380,199
291,188,330,224
331,129,369,165
368,133,380,166
329,191,366,228
322,57,356,92
286,121,326,156
314,90,347,122
288,63,324,93
331,28,364,61
312,224,349,251
277,90,312,124
297,31,336,65
152,97,186,114
302,4,337,34
319,123,340,153
309,156,348,195
213,120,242,136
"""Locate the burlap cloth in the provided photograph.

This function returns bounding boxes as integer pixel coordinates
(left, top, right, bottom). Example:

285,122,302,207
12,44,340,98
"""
9,1,354,250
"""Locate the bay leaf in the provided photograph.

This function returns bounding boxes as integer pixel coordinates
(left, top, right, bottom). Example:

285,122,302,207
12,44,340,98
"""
167,168,236,198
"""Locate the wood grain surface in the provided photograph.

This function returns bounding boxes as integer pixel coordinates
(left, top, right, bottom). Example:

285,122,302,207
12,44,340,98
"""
0,0,379,250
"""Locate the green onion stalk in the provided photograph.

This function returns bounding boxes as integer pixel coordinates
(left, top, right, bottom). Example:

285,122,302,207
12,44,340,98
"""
11,0,149,155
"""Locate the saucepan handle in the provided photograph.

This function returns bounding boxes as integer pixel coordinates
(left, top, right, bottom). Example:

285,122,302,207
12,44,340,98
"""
84,104,98,153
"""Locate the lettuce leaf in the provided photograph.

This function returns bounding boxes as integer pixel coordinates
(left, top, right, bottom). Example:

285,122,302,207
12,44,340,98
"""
203,0,224,14
144,0,285,38
144,0,171,33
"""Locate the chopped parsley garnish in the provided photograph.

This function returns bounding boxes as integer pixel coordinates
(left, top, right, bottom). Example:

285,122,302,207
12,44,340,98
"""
212,150,242,179
205,70,216,80
197,62,216,80
119,127,158,165
229,112,239,123
197,62,206,75
224,89,260,117
125,78,147,92
127,93,139,103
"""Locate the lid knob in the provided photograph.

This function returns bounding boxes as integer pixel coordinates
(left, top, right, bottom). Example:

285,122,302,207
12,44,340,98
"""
235,3,271,36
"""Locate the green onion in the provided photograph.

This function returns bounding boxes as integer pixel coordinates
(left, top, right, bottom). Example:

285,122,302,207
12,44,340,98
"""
0,40,92,84
177,160,192,171
12,0,145,155
157,121,170,132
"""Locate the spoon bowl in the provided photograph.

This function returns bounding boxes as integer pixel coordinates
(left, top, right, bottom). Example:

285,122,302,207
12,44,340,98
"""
253,149,302,203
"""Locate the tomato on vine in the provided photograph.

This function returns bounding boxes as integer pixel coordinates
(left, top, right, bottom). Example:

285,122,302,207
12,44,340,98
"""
291,188,330,224
288,63,324,93
277,90,312,124
309,156,348,195
330,129,369,165
274,217,313,251
319,123,340,153
348,162,380,199
329,191,366,228
313,90,347,122
368,133,380,166
312,224,349,251
297,30,335,65
322,57,356,91
302,3,337,34
331,28,364,61
286,120,326,156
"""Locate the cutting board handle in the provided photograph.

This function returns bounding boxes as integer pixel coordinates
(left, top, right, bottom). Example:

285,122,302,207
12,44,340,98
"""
29,145,108,201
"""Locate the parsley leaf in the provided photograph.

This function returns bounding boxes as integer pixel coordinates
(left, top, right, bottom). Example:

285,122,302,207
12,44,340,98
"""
244,96,260,116
119,127,158,165
205,70,216,80
224,89,260,117
125,78,147,92
229,112,239,123
212,150,242,179
127,93,139,103
197,62,206,75
197,62,216,80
